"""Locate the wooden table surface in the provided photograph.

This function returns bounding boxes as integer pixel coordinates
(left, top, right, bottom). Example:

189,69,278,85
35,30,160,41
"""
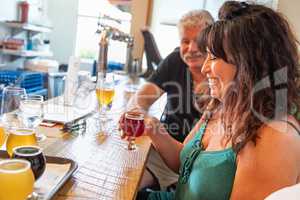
38,79,165,200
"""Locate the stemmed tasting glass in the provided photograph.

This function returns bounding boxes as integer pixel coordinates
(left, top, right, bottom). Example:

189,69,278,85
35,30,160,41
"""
123,111,145,150
0,159,35,200
19,94,46,141
95,71,115,133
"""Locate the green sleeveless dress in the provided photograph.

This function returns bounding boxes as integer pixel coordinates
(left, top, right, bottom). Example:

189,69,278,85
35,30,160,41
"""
148,120,237,200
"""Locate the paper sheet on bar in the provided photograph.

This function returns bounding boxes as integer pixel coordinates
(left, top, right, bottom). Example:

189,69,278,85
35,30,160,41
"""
34,163,71,199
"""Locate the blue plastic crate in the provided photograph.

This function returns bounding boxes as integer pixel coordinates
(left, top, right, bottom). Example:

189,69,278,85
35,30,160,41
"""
0,70,47,101
0,70,45,90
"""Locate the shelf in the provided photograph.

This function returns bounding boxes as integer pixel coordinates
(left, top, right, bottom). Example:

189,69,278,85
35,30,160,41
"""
0,21,52,33
0,49,53,57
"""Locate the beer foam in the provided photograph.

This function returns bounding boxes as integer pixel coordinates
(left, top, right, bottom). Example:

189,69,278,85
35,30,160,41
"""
13,146,42,157
125,112,144,120
0,159,31,174
10,128,35,136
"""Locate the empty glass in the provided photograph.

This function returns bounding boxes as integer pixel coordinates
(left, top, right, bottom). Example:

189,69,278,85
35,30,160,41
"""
0,86,26,130
19,94,45,141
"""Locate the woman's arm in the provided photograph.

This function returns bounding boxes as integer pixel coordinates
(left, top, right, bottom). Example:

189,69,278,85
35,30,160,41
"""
230,120,300,200
144,116,183,173
145,117,204,173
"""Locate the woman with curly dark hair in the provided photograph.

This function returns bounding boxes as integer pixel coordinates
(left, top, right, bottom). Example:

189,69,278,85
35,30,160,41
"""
133,1,300,200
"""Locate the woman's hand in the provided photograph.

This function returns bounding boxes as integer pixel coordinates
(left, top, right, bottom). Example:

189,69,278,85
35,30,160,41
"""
118,109,148,140
118,111,166,140
143,115,164,137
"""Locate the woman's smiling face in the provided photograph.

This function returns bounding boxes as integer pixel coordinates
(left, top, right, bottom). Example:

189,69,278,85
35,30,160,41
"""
201,52,237,100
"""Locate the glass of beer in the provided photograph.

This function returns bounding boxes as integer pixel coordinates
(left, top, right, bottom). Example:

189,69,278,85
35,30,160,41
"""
96,71,115,117
0,159,35,200
6,128,38,157
12,145,46,180
0,124,7,147
96,71,115,134
123,111,145,150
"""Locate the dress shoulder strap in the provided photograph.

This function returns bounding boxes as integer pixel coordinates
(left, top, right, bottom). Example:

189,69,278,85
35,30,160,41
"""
278,120,300,135
192,118,209,148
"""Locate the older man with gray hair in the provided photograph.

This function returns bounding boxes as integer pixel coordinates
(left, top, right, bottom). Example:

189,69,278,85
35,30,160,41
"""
122,9,214,196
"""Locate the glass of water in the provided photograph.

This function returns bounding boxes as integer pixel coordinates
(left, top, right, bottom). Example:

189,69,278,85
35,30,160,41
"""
1,86,26,130
19,94,45,141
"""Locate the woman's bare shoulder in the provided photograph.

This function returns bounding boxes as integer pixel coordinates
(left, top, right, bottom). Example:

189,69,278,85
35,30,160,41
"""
258,116,300,147
238,116,300,171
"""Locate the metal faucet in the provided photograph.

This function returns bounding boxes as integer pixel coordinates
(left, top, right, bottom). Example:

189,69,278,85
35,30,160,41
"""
96,20,134,75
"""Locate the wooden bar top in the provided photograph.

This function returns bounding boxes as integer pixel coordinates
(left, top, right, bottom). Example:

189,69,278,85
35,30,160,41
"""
38,79,164,200
40,125,151,200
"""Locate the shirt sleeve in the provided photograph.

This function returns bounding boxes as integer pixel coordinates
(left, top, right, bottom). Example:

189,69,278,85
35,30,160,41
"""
148,49,180,91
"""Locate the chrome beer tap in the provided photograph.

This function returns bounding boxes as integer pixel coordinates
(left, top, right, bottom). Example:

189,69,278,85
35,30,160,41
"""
96,16,134,76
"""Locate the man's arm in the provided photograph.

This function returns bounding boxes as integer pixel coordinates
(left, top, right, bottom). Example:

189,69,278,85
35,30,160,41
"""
127,82,165,112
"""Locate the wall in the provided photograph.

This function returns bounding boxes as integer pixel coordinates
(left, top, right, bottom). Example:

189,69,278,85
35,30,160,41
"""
47,0,79,64
0,0,79,65
205,0,227,19
150,0,207,58
0,0,20,67
277,0,300,45
130,0,151,59
0,0,18,22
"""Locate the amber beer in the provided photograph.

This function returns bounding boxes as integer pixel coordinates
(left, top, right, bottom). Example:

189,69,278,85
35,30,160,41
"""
0,159,35,200
6,128,38,157
124,112,145,137
12,146,46,180
96,88,115,106
123,112,145,150
0,126,6,147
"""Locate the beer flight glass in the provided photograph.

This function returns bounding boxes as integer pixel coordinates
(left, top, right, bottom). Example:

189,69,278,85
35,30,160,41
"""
123,111,145,150
0,159,35,200
12,145,46,180
6,128,38,157
0,124,6,148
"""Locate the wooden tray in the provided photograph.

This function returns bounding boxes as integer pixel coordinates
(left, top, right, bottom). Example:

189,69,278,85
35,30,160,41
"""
0,150,78,200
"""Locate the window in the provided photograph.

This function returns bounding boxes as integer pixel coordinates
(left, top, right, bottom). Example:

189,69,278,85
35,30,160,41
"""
76,0,131,63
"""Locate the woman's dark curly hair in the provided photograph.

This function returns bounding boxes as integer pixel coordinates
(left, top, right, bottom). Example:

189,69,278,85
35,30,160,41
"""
198,1,300,152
